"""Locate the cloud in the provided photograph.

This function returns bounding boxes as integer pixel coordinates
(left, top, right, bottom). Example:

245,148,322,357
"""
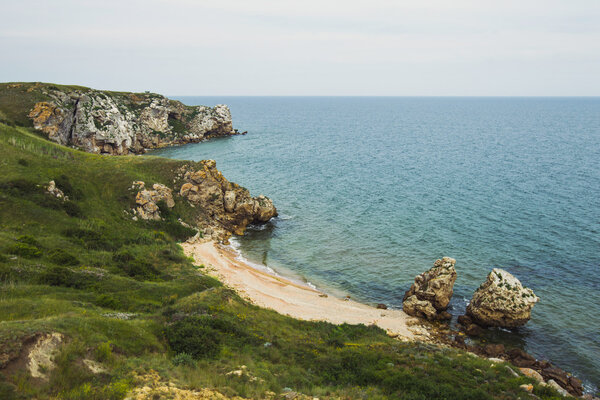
0,0,599,94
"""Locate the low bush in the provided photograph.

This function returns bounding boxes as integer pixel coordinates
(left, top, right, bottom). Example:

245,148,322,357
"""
95,342,112,362
165,315,248,359
145,220,196,241
160,248,185,262
48,249,80,266
62,201,83,218
120,259,160,280
39,265,90,288
54,174,83,200
0,178,39,195
5,242,42,258
95,294,121,309
63,228,116,251
171,352,196,367
17,235,41,247
39,265,75,287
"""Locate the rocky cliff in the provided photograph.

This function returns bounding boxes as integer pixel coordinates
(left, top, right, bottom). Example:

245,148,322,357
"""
0,82,239,154
130,160,277,242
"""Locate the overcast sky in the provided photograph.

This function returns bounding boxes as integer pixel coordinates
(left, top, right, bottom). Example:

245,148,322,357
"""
1,0,599,95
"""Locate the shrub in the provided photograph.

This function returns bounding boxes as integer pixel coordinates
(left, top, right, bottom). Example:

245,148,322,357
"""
62,201,83,218
63,228,116,251
95,342,112,362
112,250,135,264
48,249,80,266
54,174,83,200
165,316,232,359
121,259,159,280
95,294,121,309
0,381,18,400
156,199,171,218
5,242,42,258
40,265,75,286
172,352,196,367
0,178,39,195
17,234,41,247
146,220,196,241
17,158,28,166
161,248,185,262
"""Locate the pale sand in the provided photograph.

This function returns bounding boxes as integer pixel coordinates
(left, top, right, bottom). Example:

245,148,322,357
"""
182,241,418,340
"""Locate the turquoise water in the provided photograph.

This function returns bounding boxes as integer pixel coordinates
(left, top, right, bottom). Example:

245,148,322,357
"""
153,97,600,391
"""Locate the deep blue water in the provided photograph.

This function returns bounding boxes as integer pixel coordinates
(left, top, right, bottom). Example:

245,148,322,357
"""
152,97,600,391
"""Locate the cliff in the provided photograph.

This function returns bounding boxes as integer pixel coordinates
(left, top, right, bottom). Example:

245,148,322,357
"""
0,82,238,155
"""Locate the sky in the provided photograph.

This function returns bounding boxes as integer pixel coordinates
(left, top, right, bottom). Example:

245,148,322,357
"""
1,0,599,96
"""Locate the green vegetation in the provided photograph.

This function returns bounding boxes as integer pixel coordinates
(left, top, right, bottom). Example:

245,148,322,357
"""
0,121,564,399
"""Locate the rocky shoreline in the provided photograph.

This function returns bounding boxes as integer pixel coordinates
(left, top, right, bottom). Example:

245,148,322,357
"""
402,257,592,398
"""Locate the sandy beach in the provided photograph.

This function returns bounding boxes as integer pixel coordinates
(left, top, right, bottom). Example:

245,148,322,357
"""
182,241,421,341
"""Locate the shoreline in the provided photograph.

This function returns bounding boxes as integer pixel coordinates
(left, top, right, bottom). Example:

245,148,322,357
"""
181,240,431,342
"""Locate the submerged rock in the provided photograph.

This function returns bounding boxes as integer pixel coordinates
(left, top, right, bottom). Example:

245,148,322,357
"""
402,257,457,320
466,268,538,328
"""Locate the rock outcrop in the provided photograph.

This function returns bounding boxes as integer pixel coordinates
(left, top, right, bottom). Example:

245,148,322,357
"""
403,257,457,320
466,268,538,328
46,180,66,200
27,333,63,380
23,84,237,154
133,181,175,220
179,160,277,241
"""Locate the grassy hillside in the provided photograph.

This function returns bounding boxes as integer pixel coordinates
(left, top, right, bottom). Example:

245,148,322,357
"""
0,123,564,399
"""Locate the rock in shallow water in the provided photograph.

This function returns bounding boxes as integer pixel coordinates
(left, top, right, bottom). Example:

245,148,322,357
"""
466,268,538,328
402,257,457,320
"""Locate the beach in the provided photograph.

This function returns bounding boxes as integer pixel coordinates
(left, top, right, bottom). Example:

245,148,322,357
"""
182,241,423,341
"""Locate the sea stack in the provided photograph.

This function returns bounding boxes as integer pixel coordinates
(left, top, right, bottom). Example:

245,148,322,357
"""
402,257,457,320
465,268,539,328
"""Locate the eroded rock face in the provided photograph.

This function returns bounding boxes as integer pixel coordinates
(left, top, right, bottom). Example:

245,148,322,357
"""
403,257,457,320
27,87,237,155
133,181,175,220
179,160,277,241
27,333,63,380
466,268,538,328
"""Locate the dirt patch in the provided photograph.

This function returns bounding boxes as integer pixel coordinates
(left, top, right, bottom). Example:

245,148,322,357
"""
0,333,42,377
126,370,248,400
27,333,63,380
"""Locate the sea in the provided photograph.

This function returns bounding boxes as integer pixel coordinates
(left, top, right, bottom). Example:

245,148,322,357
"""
151,97,600,391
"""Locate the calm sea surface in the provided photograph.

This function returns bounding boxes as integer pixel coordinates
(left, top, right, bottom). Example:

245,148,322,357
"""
152,97,600,391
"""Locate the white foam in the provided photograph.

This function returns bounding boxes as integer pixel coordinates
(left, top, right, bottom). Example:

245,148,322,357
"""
276,213,294,221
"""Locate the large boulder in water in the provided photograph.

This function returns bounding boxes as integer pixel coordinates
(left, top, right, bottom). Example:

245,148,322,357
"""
403,257,457,320
466,268,538,328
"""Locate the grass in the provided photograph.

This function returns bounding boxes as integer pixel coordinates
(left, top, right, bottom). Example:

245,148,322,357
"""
0,121,566,399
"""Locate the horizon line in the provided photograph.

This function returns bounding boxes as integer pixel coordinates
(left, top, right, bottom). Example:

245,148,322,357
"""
170,94,600,98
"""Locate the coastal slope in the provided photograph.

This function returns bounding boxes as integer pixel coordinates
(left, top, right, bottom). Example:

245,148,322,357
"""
0,121,560,399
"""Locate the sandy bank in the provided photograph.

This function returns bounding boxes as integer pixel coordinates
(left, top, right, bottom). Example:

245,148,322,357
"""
182,241,426,341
